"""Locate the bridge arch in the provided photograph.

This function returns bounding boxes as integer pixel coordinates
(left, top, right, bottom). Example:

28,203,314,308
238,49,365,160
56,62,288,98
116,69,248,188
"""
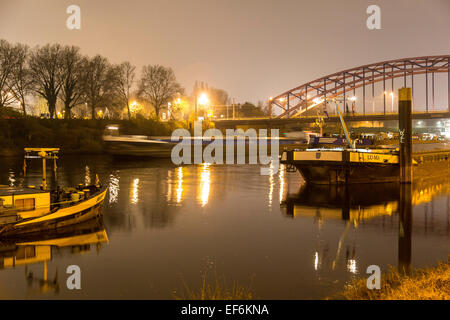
270,55,450,118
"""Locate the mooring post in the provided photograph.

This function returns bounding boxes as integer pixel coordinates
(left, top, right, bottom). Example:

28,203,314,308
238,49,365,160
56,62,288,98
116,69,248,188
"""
398,183,412,275
399,87,412,184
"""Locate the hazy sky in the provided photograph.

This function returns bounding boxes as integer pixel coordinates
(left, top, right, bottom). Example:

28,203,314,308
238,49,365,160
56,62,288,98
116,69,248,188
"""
1,0,449,104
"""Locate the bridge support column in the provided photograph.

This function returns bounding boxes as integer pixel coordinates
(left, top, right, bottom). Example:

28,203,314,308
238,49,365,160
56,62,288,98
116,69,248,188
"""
399,87,412,184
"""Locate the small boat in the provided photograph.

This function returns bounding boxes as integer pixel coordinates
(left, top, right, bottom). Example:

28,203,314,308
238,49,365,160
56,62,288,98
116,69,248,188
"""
103,124,307,158
0,148,107,235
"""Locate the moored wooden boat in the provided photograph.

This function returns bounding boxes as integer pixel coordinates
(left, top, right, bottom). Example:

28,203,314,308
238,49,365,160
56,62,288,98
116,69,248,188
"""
0,148,108,235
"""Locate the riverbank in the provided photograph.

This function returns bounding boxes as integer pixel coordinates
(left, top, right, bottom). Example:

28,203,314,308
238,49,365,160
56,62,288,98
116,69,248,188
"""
0,117,187,156
335,260,449,300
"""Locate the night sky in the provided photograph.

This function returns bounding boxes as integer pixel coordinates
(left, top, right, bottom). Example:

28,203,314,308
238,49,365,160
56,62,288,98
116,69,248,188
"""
1,0,449,105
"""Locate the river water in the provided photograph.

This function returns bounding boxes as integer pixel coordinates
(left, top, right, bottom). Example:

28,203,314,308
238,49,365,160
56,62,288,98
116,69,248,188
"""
0,155,448,299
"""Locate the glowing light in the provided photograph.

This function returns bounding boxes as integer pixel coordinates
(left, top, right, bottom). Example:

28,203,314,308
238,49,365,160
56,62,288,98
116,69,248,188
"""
107,125,119,130
313,98,324,104
85,166,91,186
349,96,357,101
279,164,285,203
129,100,143,115
130,178,140,204
314,252,319,271
268,161,274,208
347,259,358,274
198,163,211,207
109,171,120,204
167,170,173,201
176,167,183,204
198,93,209,106
268,96,273,101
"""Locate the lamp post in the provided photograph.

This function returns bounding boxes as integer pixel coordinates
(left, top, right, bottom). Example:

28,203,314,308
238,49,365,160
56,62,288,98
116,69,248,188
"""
196,93,209,120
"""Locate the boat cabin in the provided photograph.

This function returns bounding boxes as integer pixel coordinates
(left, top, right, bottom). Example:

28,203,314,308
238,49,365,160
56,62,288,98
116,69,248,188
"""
0,186,50,221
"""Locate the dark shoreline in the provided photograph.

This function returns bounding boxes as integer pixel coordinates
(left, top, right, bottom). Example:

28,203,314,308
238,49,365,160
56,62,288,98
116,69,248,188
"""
0,117,187,157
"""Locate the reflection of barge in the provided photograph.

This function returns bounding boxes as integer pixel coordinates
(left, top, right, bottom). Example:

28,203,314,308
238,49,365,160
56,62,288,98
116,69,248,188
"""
282,183,399,223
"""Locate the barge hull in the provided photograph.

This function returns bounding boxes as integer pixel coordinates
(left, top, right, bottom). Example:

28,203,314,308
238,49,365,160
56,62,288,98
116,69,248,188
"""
294,162,400,184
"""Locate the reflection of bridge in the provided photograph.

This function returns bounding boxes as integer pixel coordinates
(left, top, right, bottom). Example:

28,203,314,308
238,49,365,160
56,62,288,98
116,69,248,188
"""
269,55,450,119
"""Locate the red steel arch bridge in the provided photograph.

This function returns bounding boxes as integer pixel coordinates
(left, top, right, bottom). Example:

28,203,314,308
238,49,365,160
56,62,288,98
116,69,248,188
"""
269,55,450,119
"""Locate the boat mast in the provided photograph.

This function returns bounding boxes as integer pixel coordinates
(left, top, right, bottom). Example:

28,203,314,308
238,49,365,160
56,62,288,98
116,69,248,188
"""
24,148,59,191
330,98,353,148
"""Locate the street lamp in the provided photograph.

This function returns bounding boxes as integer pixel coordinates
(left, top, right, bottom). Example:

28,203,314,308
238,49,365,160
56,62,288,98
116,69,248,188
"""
195,93,209,121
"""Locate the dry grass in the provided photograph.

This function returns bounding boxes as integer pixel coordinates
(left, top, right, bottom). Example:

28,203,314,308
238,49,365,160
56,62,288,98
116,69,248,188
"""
174,271,254,300
337,261,450,300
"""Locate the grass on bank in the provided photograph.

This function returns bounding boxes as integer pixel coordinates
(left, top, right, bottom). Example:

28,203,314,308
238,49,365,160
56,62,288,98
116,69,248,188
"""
174,271,254,300
337,261,449,300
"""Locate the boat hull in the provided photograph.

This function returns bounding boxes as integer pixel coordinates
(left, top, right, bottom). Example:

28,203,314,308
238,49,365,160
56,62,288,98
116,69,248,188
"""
294,161,400,184
281,149,400,184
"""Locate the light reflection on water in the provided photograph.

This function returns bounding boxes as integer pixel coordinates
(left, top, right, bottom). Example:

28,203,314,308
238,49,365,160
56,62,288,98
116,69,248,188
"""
198,163,211,207
176,167,183,204
0,155,448,299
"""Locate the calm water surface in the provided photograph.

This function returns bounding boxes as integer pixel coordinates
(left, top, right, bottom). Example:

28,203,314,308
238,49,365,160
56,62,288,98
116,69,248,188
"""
0,155,448,299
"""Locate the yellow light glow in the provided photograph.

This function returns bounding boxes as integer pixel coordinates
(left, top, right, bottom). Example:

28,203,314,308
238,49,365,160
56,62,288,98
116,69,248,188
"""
313,98,324,104
347,259,358,274
198,163,211,207
314,252,319,271
109,172,120,205
130,178,139,204
268,161,274,208
176,167,183,204
279,164,285,203
198,93,209,106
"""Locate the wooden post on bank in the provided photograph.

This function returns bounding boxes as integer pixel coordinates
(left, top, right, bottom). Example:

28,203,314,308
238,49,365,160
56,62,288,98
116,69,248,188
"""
399,88,412,184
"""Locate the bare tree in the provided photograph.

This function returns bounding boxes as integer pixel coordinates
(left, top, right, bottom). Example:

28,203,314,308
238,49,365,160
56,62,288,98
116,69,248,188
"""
79,55,117,119
59,46,84,119
29,44,64,118
115,61,135,119
138,65,183,117
0,39,17,108
8,43,33,115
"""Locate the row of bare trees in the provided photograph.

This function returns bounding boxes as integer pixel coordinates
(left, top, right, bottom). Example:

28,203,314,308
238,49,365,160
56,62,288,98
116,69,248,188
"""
0,39,183,119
